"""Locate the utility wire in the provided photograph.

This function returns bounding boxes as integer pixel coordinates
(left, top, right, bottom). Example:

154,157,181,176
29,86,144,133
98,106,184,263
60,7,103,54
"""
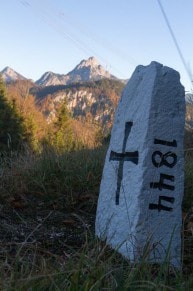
157,0,192,88
18,0,193,88
18,0,127,78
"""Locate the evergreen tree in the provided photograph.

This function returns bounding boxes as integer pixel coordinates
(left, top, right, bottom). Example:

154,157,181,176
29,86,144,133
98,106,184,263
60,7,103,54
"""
0,76,26,152
7,80,47,152
50,101,75,152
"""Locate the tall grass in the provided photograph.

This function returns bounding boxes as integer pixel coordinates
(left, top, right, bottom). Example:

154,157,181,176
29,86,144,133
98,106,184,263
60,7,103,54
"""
184,150,193,210
0,145,193,289
0,233,186,290
0,146,106,209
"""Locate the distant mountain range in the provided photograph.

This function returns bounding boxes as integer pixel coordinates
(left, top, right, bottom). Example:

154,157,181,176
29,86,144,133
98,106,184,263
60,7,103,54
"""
1,57,193,133
2,59,193,142
1,57,118,86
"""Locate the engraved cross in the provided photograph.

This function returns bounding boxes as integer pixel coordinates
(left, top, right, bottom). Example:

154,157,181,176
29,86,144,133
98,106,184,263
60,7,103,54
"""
109,121,139,205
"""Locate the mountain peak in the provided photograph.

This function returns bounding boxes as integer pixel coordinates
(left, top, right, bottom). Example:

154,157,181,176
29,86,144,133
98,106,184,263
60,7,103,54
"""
77,56,100,69
2,66,13,72
36,71,66,86
1,57,118,86
1,66,26,83
67,57,117,83
36,57,117,86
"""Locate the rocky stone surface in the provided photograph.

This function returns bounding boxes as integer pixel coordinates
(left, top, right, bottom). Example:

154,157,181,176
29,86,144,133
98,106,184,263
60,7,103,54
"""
96,62,185,267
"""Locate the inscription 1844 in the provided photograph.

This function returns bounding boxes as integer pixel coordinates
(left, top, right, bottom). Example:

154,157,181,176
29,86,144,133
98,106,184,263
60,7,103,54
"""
149,138,177,212
109,126,178,211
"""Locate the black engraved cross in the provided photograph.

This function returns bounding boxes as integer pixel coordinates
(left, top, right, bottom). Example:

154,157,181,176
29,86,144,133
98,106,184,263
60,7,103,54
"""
109,121,139,205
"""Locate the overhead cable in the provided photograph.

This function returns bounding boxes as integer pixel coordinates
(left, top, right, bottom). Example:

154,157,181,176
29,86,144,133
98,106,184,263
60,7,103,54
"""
157,0,192,88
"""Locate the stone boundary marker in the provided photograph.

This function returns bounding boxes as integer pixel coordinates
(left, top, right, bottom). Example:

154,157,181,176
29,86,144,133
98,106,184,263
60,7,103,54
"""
95,62,185,267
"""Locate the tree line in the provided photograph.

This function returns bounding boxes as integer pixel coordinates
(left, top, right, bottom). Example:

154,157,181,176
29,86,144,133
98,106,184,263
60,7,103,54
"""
0,77,109,154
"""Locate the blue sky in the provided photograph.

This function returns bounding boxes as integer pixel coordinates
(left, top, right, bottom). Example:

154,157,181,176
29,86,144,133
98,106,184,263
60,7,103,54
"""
1,0,192,92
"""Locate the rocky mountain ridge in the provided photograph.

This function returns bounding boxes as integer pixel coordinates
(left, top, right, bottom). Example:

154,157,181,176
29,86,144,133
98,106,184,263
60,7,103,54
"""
34,79,124,128
1,66,27,83
1,57,118,86
2,62,193,136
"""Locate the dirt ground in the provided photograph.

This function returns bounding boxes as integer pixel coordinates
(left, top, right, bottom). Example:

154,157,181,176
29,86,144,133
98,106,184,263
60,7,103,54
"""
0,194,96,260
0,193,193,274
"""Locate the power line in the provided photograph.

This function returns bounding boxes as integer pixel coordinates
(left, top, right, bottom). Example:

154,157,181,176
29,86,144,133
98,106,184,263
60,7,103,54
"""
18,0,141,78
157,0,192,89
18,0,126,77
18,0,193,89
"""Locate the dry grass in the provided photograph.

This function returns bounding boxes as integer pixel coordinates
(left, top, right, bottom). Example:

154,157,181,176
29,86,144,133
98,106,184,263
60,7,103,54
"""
0,145,193,289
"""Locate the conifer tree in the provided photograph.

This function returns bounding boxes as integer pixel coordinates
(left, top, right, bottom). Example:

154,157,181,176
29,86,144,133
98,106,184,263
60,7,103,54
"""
0,76,25,152
50,101,75,152
7,80,47,152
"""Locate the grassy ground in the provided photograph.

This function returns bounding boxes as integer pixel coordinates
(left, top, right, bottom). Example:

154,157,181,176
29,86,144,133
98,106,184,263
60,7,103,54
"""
0,145,193,290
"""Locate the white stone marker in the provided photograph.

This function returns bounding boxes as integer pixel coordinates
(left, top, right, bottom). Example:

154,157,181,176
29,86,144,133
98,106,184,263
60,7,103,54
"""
95,62,185,267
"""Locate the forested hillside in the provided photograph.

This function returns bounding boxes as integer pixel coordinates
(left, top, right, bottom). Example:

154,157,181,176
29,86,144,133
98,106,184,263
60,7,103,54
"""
5,78,125,151
32,79,124,129
4,77,193,151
